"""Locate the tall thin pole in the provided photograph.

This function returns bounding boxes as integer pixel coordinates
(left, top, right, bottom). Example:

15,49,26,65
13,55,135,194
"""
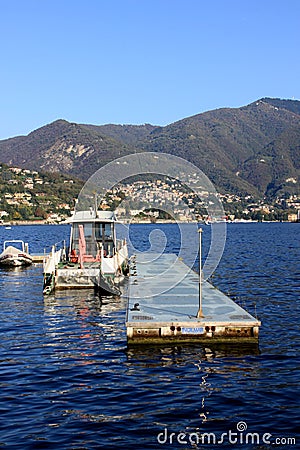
197,228,204,318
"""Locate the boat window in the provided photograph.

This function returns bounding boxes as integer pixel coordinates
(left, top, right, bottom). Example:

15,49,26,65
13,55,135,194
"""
84,223,93,239
104,224,112,238
95,223,102,239
71,223,94,246
73,224,79,240
71,222,98,255
95,223,113,240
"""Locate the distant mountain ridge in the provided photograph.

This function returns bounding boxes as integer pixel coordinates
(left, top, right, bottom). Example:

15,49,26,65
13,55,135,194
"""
0,120,137,180
0,98,299,199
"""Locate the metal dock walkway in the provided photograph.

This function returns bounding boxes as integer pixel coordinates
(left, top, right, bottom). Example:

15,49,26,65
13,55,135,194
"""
126,253,261,344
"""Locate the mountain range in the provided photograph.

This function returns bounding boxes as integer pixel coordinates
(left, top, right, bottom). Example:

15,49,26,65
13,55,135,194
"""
0,97,299,199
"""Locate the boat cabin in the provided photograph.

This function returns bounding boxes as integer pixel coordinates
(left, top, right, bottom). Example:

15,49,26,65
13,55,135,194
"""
69,210,117,263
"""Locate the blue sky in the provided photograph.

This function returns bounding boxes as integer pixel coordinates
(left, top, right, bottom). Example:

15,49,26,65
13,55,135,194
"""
1,0,299,139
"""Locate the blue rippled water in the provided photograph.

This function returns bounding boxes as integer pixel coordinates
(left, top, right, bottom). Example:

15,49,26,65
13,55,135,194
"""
0,223,299,449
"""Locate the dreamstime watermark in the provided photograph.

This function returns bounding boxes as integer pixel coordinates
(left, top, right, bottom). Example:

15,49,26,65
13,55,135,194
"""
76,152,227,296
157,421,297,446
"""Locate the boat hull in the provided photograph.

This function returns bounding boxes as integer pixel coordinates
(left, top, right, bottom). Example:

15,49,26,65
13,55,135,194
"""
0,256,32,266
44,264,124,296
0,248,33,267
55,267,100,290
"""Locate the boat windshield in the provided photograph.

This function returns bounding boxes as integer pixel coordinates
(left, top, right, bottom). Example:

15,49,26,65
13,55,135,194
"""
4,241,25,252
71,222,114,257
95,223,112,239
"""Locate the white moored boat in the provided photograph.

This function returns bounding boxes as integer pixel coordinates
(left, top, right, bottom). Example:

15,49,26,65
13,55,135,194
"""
43,210,129,295
0,240,33,267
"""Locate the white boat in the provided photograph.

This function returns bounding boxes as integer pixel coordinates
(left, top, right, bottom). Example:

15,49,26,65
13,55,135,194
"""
231,218,259,223
43,210,129,295
204,217,227,225
0,240,33,267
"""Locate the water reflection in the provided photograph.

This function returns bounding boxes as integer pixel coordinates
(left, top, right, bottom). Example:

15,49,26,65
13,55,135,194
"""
126,343,260,363
125,343,261,429
44,287,128,319
42,290,127,374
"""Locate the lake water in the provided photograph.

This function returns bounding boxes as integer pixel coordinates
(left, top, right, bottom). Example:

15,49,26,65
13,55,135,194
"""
0,223,298,449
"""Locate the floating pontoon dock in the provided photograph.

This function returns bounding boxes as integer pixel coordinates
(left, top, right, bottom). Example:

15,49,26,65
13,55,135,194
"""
31,254,45,263
126,253,261,345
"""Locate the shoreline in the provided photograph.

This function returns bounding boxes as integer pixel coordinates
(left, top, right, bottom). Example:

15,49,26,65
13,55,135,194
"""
0,219,298,226
0,220,62,226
